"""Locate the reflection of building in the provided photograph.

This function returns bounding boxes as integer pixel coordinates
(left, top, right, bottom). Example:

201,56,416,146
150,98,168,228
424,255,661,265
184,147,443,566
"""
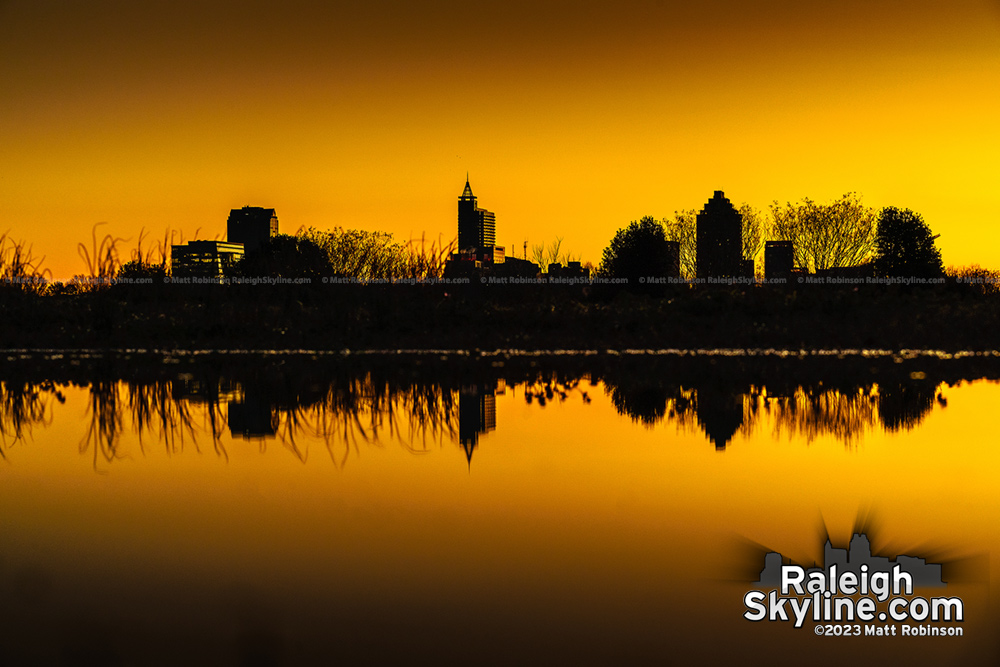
170,241,244,280
171,377,239,403
459,382,498,464
694,387,745,450
227,206,279,253
696,191,745,280
228,389,276,439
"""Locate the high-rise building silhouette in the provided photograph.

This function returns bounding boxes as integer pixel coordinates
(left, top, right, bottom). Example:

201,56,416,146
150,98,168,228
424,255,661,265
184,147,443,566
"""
227,206,278,253
696,191,744,280
458,176,496,252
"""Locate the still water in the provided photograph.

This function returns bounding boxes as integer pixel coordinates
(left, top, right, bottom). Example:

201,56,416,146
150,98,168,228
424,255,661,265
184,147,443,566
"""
0,351,997,665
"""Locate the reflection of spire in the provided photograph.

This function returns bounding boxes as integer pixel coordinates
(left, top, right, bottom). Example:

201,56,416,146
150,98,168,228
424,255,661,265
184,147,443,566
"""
459,382,497,466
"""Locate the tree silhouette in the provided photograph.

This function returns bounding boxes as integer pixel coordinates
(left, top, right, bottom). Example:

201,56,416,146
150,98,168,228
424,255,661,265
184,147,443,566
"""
599,216,675,285
236,233,331,279
769,193,875,271
872,207,944,278
664,211,697,279
739,203,766,272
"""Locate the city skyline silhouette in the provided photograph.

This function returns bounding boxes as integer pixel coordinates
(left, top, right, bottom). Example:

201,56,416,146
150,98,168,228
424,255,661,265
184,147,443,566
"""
2,1,997,279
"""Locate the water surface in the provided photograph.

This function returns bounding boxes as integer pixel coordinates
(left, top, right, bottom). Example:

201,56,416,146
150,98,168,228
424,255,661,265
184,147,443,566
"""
0,351,996,665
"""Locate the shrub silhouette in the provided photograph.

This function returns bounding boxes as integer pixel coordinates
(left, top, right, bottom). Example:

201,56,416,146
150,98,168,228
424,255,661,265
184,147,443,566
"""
599,216,674,288
873,207,944,278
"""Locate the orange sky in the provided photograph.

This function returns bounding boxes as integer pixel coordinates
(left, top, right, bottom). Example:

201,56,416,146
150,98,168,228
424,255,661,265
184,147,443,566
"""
2,0,998,278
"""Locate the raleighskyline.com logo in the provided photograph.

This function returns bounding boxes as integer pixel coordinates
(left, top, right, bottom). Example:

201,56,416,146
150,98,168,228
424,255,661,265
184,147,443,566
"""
744,533,964,636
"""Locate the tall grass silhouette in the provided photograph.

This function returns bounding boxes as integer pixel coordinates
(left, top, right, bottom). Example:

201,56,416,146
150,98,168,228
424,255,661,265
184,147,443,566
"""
0,232,51,294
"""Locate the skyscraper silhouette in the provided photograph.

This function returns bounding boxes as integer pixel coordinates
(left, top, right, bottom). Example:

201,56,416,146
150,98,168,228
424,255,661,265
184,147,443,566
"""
696,191,743,280
457,176,496,252
227,206,279,253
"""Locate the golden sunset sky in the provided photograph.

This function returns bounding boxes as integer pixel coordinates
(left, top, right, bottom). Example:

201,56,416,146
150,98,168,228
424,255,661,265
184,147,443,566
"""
2,0,998,278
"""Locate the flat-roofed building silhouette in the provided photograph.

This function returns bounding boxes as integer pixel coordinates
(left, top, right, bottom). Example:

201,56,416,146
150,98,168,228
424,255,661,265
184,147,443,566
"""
765,241,794,282
171,241,244,280
696,191,744,280
227,206,278,253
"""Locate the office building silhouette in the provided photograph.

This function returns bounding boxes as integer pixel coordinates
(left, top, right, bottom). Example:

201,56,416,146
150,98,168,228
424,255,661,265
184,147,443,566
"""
765,241,794,282
171,241,244,280
696,191,744,280
227,206,278,253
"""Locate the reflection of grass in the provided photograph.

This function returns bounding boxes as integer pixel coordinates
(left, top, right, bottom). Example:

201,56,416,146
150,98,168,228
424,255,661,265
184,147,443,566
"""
79,380,126,471
80,380,229,470
269,376,460,467
129,382,229,460
64,372,461,468
0,380,62,458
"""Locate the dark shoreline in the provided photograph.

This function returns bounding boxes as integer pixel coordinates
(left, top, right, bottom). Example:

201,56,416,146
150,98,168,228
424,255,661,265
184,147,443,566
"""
3,345,1000,387
3,282,999,351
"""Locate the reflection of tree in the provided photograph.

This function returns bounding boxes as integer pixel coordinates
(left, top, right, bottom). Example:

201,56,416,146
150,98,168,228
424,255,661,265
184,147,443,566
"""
603,376,753,448
604,377,943,447
763,386,879,445
606,380,693,427
876,382,938,432
524,375,591,407
0,380,62,459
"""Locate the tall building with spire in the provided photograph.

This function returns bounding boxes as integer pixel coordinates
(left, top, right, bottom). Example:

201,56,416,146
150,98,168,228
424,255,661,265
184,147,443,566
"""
458,175,496,252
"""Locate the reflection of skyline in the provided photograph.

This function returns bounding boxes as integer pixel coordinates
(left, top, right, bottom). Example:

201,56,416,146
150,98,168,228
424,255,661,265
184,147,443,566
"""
0,358,961,465
604,378,942,449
